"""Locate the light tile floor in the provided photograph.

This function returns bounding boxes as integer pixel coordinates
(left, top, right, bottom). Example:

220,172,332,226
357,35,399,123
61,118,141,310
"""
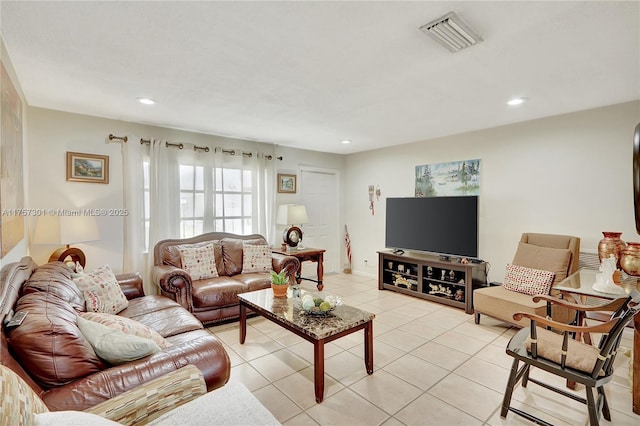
207,273,638,425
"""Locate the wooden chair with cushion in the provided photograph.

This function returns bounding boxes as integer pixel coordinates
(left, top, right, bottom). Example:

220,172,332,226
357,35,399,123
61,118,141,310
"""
473,233,580,327
500,291,640,426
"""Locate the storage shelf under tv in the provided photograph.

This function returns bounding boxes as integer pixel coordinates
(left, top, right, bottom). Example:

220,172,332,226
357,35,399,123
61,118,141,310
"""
378,250,488,314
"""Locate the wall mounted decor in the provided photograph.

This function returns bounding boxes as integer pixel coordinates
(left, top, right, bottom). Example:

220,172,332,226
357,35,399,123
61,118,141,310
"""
66,152,109,184
415,159,481,197
277,173,296,193
0,62,25,258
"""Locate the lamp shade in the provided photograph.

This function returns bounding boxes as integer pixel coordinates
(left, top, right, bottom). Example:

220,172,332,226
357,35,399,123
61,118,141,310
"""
33,216,100,245
276,204,309,225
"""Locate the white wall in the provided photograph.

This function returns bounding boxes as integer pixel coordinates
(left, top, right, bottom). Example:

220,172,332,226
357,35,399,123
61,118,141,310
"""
345,101,640,282
26,107,345,272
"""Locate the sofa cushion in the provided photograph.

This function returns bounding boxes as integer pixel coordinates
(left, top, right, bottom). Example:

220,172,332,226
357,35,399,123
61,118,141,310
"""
191,277,247,309
80,312,170,348
512,242,571,284
21,262,85,311
77,316,160,365
178,242,219,280
241,241,271,273
473,285,547,327
73,265,129,314
221,237,267,276
502,264,555,296
9,291,106,387
118,296,204,337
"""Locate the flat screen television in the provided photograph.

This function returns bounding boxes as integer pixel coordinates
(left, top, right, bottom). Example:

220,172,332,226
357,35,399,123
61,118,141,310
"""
385,196,478,259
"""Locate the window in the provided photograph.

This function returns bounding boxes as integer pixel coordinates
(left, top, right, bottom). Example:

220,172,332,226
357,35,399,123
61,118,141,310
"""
180,164,205,237
177,165,253,238
213,168,252,235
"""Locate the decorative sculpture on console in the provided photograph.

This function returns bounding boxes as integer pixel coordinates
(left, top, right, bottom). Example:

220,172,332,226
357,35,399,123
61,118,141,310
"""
593,255,626,294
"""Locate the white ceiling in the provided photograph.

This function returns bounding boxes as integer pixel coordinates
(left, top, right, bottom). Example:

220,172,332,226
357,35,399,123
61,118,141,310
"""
1,1,639,154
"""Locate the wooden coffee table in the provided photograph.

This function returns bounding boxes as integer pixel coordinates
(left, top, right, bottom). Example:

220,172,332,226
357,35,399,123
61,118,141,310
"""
238,288,375,403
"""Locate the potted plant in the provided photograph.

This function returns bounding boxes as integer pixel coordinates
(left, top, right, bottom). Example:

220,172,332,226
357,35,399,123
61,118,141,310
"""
270,270,289,298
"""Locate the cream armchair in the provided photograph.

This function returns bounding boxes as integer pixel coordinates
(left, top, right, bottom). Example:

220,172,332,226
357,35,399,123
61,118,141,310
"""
473,233,580,327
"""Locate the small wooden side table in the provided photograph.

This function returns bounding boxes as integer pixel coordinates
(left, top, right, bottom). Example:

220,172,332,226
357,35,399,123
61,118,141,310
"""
273,247,326,291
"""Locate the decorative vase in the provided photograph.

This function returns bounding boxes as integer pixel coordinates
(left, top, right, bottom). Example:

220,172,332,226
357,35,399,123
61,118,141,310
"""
271,283,288,298
620,242,640,276
598,232,626,269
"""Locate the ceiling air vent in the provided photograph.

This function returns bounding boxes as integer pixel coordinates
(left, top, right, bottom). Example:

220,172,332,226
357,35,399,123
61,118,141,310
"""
419,12,482,53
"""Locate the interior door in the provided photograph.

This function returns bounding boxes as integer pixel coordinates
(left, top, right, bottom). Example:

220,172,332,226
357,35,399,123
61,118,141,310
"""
300,169,338,274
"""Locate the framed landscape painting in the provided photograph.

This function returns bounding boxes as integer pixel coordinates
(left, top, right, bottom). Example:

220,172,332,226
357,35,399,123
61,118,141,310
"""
66,152,109,184
277,173,296,193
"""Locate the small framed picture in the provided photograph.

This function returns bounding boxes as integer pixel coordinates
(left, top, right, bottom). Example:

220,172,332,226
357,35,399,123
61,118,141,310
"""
66,152,109,184
277,173,296,193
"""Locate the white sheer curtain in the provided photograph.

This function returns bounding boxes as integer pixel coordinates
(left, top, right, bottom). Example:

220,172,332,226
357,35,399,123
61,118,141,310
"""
121,140,145,277
212,149,276,243
123,140,276,294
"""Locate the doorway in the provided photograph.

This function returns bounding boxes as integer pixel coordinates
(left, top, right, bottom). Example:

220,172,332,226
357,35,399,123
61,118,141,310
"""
300,168,339,275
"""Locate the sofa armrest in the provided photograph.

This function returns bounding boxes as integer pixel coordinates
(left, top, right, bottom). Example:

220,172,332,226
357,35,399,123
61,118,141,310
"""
151,265,194,311
272,253,300,284
116,272,144,300
84,365,206,426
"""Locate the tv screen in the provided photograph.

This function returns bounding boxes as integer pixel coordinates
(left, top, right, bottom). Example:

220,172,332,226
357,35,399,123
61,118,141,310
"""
385,196,478,258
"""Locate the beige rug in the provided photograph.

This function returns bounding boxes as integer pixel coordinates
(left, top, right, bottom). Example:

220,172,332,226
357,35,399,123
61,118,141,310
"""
149,381,280,426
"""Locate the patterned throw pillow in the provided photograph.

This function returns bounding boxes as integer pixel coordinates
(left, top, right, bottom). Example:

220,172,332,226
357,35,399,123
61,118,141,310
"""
241,242,272,273
177,243,219,280
0,364,49,426
502,264,555,296
73,265,129,314
80,312,170,349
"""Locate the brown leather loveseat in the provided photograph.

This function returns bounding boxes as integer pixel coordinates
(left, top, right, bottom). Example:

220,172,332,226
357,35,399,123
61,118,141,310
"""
152,232,300,325
0,257,230,412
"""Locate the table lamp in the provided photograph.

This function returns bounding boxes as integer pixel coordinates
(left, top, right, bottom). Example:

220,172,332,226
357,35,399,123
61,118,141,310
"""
276,204,309,250
32,215,100,268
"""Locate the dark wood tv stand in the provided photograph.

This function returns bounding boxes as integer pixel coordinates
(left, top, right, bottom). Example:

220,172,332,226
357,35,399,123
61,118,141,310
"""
378,250,488,314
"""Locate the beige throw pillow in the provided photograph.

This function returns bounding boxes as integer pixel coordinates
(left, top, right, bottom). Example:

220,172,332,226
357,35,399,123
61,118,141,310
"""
241,241,272,273
80,312,170,349
73,265,129,314
177,243,219,280
77,316,159,365
512,242,571,284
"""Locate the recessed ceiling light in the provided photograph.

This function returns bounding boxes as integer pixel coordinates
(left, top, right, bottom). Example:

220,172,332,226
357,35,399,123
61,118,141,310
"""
341,140,351,145
507,97,526,106
137,97,157,105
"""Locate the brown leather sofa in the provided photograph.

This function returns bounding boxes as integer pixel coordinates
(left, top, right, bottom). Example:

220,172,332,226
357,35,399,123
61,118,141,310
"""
152,232,300,325
0,257,230,412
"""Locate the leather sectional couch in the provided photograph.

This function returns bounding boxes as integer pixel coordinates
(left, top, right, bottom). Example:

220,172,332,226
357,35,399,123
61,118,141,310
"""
0,257,230,412
152,232,300,325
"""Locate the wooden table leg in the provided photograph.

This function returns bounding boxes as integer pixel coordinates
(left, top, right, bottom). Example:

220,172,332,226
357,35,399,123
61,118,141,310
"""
239,303,247,344
633,312,639,414
365,321,374,374
314,340,325,403
317,252,324,291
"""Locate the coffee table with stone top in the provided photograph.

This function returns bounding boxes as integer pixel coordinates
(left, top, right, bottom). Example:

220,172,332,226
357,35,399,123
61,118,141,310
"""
238,288,375,403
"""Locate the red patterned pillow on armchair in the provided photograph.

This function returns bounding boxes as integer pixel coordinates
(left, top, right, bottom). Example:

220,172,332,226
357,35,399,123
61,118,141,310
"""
502,264,555,296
